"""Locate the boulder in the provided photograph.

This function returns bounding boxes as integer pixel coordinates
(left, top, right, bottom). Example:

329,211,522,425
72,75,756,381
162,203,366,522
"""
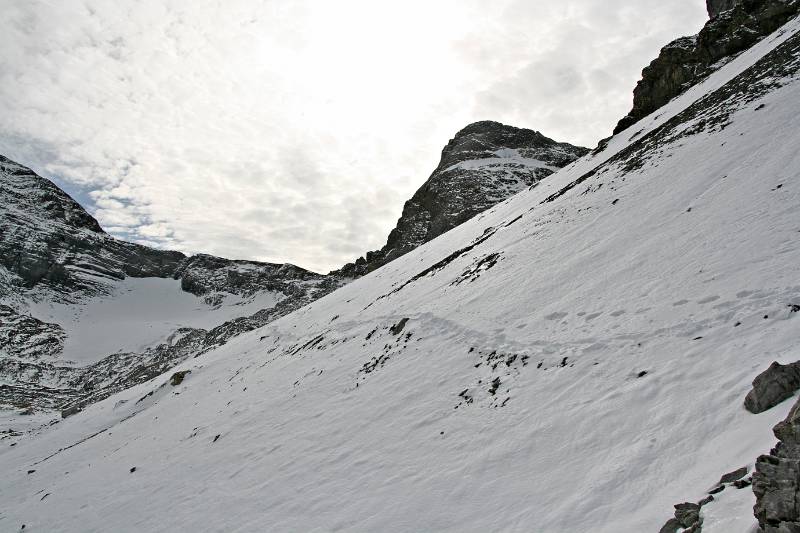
753,396,800,531
674,502,702,528
745,361,800,414
719,466,748,484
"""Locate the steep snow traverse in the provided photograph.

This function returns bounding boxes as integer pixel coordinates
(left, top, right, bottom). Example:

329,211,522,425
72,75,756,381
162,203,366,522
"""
1,3,800,533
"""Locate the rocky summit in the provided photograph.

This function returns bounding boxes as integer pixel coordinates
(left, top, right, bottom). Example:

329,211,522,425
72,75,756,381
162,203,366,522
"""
336,121,587,277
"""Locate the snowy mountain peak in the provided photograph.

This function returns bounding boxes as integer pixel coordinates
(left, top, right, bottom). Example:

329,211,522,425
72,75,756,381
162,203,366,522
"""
336,121,587,277
707,0,739,18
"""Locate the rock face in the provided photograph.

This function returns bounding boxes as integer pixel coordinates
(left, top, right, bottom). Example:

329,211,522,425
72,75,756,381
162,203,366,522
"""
0,305,65,361
753,396,800,532
744,361,800,414
0,155,185,297
614,0,800,134
174,254,323,299
708,0,740,18
336,121,588,277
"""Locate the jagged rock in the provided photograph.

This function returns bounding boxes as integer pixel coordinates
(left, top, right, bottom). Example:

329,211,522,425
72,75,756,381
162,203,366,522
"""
675,502,702,529
2,120,582,416
389,318,409,336
614,0,800,134
173,254,324,297
708,0,740,18
719,466,749,484
661,496,716,533
170,370,191,386
334,121,588,277
698,494,715,506
744,361,800,414
658,517,682,533
753,396,800,532
61,404,81,419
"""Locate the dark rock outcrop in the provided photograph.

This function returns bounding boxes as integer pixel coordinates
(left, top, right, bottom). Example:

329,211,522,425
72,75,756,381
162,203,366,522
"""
660,502,704,532
169,370,190,386
174,253,323,298
719,466,749,484
745,361,800,414
753,396,800,532
614,0,800,134
708,0,740,18
334,121,588,277
0,156,330,302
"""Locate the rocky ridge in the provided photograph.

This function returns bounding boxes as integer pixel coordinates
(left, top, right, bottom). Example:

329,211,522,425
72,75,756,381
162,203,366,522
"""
614,0,800,134
335,121,587,277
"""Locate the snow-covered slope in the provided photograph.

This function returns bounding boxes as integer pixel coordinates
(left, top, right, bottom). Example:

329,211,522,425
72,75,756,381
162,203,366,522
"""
1,121,583,419
2,12,798,533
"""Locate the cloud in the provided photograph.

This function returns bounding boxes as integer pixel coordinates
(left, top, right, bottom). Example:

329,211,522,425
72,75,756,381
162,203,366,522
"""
0,0,707,273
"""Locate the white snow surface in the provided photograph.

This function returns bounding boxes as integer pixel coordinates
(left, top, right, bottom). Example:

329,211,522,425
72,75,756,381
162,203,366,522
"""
702,476,762,533
2,17,800,533
22,277,284,365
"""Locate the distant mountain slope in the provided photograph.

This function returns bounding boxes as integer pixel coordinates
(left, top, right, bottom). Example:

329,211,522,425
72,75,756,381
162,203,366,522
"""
0,157,340,414
2,11,798,533
336,121,587,276
0,154,184,297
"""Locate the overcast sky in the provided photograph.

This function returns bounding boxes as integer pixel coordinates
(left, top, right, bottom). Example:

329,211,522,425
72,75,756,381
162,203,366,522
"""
0,0,708,273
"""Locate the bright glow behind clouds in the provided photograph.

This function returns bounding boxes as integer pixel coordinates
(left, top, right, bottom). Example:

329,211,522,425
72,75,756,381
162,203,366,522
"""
0,0,708,272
